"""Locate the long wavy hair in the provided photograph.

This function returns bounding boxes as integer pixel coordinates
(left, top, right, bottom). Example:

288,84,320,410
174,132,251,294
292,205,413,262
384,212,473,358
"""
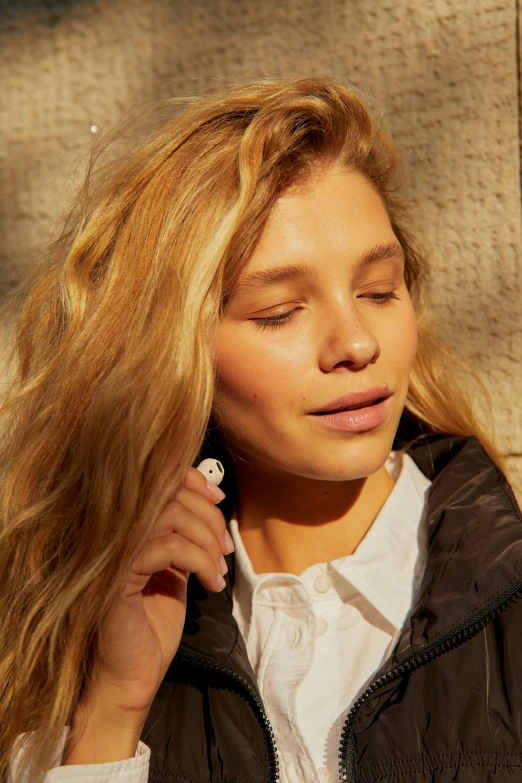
0,76,502,782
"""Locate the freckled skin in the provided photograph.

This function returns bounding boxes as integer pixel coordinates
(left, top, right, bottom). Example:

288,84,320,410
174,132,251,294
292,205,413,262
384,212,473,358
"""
212,167,418,574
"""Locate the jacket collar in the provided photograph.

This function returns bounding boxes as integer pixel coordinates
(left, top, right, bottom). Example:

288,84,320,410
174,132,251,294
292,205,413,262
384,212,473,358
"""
393,434,522,663
178,435,522,693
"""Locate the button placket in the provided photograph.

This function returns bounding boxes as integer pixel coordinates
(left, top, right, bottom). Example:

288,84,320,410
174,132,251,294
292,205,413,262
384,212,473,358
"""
313,573,332,594
259,601,317,783
318,767,331,783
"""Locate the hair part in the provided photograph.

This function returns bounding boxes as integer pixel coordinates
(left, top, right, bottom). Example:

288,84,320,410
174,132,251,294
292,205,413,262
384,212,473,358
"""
0,76,502,782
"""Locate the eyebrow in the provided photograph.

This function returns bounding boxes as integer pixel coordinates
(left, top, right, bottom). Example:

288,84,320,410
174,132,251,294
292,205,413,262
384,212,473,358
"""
233,240,405,297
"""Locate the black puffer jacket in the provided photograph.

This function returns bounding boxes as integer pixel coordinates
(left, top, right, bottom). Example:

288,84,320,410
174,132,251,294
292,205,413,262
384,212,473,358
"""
141,434,522,782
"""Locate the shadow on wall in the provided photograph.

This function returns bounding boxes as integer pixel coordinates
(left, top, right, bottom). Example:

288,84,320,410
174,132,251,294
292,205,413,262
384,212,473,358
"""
0,0,100,298
1,0,92,20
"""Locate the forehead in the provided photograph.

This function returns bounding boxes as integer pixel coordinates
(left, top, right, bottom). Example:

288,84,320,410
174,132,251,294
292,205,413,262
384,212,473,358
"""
256,168,390,256
231,169,399,298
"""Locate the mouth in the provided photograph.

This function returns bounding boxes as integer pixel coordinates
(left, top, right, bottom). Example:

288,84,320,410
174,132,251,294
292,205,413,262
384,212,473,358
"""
307,393,392,433
311,396,389,415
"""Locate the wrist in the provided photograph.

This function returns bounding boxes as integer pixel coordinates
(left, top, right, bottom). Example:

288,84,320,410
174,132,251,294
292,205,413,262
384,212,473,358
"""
62,690,150,766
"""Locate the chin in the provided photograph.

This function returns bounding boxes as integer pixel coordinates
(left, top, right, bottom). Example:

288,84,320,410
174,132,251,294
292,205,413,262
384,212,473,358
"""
279,435,394,483
325,430,397,480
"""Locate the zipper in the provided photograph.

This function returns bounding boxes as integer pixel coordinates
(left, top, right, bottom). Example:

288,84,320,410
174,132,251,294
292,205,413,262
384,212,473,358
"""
338,579,522,782
176,647,280,783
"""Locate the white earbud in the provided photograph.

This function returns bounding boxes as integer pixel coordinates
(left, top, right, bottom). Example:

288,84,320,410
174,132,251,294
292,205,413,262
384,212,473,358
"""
196,458,225,486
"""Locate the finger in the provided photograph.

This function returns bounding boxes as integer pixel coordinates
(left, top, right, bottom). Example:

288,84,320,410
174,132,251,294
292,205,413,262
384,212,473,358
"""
155,488,232,556
183,466,226,504
133,532,226,593
151,499,227,575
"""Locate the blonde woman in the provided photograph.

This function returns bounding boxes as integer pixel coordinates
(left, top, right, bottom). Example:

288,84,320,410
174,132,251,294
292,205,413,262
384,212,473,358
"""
1,77,521,783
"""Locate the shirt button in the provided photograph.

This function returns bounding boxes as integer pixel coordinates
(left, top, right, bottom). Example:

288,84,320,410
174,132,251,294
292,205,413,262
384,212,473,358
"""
315,617,328,636
319,767,330,782
313,574,332,593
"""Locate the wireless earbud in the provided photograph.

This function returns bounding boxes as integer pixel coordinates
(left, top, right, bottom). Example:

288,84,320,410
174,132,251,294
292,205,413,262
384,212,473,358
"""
196,458,225,487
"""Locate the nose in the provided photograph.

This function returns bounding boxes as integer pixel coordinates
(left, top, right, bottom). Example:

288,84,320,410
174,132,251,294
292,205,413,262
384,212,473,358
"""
322,307,380,370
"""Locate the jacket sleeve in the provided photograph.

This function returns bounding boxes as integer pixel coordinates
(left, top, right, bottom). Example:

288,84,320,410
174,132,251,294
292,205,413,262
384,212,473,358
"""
9,728,151,783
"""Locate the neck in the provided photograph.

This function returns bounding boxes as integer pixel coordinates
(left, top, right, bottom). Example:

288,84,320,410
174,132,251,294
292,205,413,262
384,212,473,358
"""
232,457,396,576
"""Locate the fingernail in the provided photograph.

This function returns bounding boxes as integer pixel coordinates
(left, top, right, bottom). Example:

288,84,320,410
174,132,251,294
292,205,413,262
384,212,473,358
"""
206,481,226,502
216,572,226,590
223,529,235,554
220,554,228,575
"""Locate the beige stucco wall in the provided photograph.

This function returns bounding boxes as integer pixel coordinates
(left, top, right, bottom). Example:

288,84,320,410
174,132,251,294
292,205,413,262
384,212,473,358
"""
1,0,521,496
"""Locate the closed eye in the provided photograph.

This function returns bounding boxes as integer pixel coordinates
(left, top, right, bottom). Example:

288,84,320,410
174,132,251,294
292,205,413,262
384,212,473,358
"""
250,309,301,330
250,291,400,331
363,291,400,303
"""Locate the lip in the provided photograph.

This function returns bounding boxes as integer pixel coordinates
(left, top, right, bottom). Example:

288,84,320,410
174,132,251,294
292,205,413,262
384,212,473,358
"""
310,385,392,414
307,394,392,433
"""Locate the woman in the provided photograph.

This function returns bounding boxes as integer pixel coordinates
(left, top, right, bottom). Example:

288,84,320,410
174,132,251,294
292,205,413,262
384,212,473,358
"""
2,77,521,783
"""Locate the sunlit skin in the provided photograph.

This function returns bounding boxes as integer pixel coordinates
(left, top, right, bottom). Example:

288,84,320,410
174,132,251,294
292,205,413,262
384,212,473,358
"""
212,166,418,575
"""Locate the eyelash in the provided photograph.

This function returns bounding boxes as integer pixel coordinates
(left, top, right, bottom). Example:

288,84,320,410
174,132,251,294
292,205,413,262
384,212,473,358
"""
251,292,401,330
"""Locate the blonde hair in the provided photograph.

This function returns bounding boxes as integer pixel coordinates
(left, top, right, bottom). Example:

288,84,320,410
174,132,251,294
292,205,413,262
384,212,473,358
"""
0,76,502,782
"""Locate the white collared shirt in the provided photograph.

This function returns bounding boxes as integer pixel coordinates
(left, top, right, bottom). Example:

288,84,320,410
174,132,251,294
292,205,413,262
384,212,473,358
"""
12,451,431,783
229,450,431,783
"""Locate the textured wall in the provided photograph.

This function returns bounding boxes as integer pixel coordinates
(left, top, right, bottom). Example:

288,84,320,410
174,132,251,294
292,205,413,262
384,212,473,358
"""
1,0,521,495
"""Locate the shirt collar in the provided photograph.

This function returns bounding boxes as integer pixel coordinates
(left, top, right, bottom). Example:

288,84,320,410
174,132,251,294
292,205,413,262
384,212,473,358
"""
228,450,432,631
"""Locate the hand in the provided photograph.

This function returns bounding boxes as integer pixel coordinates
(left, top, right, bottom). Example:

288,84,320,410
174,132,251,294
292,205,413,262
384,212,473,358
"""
83,467,232,714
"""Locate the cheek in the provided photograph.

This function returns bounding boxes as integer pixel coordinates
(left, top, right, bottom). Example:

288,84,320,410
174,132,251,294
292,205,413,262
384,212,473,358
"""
383,303,418,374
213,327,306,413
